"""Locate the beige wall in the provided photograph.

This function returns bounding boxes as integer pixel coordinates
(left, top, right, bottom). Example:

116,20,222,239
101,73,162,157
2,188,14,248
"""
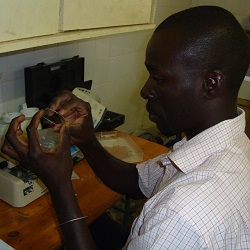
0,30,151,135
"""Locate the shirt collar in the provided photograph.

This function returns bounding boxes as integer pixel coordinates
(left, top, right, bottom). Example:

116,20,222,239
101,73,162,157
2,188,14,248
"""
161,108,246,174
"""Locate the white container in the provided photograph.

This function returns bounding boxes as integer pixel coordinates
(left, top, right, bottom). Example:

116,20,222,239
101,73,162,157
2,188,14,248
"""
0,107,41,136
2,112,21,124
20,107,41,132
20,107,39,118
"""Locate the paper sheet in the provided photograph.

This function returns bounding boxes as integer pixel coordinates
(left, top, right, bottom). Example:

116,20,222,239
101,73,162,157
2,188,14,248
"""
0,239,15,250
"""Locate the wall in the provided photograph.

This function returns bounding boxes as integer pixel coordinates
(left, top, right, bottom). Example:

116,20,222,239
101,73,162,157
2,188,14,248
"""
154,0,250,28
0,30,151,135
0,0,249,138
191,0,250,30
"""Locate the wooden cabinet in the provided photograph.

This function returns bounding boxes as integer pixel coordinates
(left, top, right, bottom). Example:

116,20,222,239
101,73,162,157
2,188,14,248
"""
0,0,59,43
0,0,155,54
238,98,250,138
60,0,153,31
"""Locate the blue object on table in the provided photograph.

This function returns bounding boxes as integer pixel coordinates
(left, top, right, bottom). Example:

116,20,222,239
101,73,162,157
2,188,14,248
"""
70,145,80,156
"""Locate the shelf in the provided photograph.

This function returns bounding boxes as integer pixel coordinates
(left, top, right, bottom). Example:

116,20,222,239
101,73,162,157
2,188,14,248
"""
0,23,156,54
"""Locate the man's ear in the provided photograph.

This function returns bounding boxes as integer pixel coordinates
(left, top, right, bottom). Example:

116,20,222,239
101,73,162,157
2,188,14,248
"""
203,70,224,100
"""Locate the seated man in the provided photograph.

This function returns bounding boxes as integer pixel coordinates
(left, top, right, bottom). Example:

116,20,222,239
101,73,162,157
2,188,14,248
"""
2,5,250,250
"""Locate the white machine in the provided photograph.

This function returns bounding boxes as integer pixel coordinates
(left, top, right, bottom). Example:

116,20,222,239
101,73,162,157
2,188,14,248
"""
0,158,47,207
0,101,84,208
0,145,81,208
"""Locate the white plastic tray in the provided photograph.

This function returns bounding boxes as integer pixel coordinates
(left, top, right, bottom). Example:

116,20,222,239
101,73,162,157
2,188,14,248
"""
96,131,144,163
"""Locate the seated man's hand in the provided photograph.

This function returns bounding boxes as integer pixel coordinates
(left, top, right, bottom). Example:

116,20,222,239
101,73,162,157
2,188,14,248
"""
49,90,95,147
1,110,73,191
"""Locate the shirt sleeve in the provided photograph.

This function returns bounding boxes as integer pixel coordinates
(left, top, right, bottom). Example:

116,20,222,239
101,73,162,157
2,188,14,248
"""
136,153,167,198
125,209,208,250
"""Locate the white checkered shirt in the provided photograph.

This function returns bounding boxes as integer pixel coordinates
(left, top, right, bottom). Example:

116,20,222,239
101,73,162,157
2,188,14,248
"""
124,108,250,249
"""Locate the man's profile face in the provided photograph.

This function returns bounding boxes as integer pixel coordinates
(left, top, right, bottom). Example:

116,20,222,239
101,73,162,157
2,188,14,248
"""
141,29,204,137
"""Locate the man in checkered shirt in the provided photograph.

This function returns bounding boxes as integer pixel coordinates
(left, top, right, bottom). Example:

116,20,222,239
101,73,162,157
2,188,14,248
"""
2,5,250,250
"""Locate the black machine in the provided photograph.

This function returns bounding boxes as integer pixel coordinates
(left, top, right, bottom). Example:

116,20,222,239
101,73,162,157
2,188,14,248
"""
24,56,86,109
24,55,124,131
